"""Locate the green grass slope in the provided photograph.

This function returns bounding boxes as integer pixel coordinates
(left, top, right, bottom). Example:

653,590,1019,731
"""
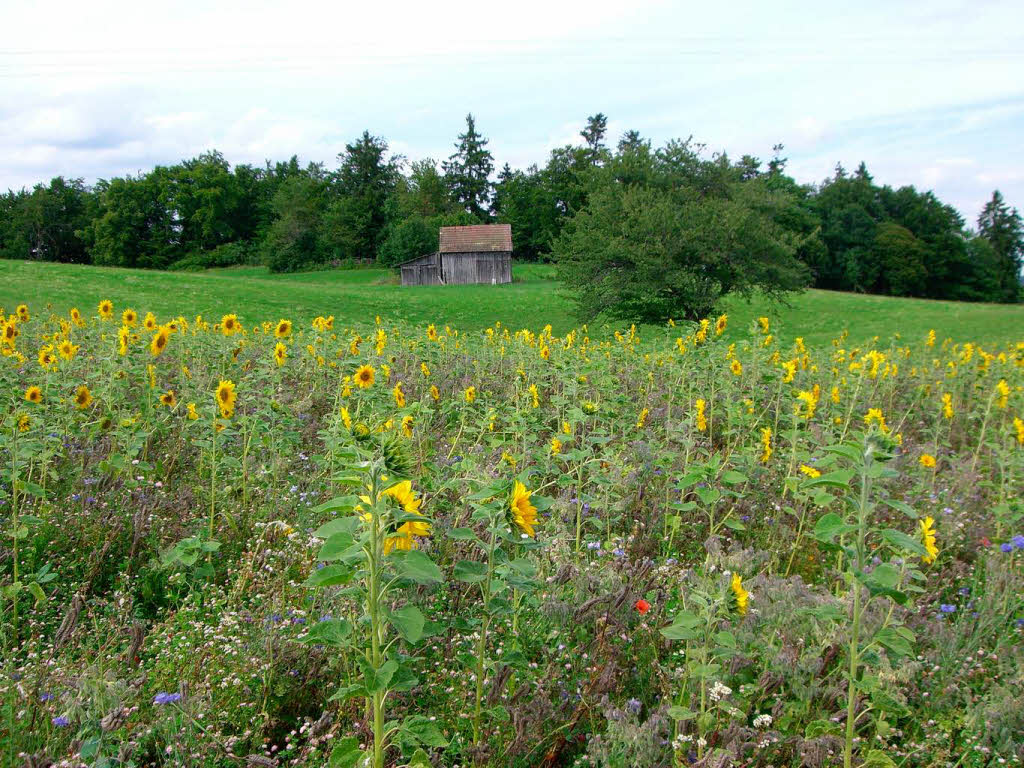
2,258,1021,347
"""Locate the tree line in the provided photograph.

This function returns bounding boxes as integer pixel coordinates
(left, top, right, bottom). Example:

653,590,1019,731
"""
1,112,1021,307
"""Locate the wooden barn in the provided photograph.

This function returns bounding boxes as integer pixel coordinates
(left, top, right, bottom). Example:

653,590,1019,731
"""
400,224,513,286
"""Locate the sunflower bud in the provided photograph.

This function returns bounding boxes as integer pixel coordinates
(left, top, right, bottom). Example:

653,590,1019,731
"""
379,433,412,478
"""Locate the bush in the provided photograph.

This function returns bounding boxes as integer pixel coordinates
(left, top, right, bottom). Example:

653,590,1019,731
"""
168,242,253,271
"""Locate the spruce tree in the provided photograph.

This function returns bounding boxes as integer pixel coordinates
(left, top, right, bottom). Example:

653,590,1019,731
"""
977,190,1023,302
443,114,494,220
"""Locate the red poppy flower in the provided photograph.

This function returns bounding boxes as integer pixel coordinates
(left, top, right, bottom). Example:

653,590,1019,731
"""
635,599,650,615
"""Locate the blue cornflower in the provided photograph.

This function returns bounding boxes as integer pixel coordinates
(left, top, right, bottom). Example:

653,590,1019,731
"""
612,547,625,557
625,698,642,715
958,587,970,596
153,692,182,705
586,541,601,551
1012,535,1024,549
940,604,956,614
39,692,54,702
52,715,70,727
1000,543,1014,553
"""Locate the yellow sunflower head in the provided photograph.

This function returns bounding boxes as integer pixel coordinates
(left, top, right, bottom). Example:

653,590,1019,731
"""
74,385,93,409
509,480,538,537
25,385,43,404
150,326,170,357
274,319,292,339
215,379,237,417
98,300,113,319
355,364,375,389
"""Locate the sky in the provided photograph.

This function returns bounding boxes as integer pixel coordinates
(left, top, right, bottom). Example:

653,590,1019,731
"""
1,0,1022,223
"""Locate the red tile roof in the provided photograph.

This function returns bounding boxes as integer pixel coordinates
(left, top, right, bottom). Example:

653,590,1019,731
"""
439,224,512,253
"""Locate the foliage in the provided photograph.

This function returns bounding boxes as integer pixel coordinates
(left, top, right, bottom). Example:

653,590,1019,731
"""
553,172,810,322
1,117,1020,308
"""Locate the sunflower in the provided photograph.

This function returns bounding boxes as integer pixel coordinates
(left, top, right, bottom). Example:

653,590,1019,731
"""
215,380,237,419
430,385,440,401
550,437,562,455
160,390,177,407
38,345,56,369
59,340,78,361
118,326,130,356
18,414,30,432
98,299,114,320
186,402,199,420
393,382,405,408
695,399,707,432
221,314,240,336
760,428,772,463
799,464,821,478
24,385,43,404
920,516,938,564
420,362,430,377
2,320,17,345
426,324,439,342
715,313,728,335
16,304,30,322
377,481,430,554
274,342,287,367
143,312,157,331
122,308,138,326
340,406,352,430
401,414,414,437
354,365,375,389
274,319,292,339
464,386,476,404
150,325,171,357
731,573,749,615
730,359,743,376
509,480,538,537
919,454,936,468
636,408,649,429
70,307,83,326
74,385,93,409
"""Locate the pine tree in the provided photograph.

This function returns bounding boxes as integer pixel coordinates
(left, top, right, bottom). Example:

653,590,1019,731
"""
443,114,494,220
580,113,608,163
977,190,1023,302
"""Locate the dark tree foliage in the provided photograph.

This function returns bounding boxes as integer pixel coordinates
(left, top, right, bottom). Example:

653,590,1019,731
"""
553,143,810,322
319,131,401,265
443,114,494,220
0,177,93,263
1,113,1019,305
977,190,1024,302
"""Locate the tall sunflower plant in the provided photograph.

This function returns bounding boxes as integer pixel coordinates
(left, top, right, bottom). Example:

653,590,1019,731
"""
808,431,934,768
303,432,447,768
447,475,548,749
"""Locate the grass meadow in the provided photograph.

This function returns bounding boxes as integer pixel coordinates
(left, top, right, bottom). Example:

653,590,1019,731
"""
3,259,1024,346
1,260,1023,767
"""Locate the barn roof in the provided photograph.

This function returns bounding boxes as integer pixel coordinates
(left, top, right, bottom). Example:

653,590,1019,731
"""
439,224,512,253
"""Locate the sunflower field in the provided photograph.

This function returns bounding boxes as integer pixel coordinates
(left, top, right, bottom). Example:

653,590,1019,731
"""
1,301,1023,768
